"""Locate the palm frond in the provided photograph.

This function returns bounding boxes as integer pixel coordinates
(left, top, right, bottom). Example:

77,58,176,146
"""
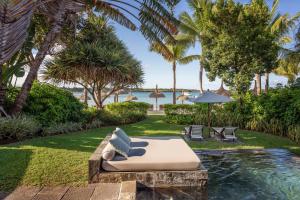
178,54,200,64
0,0,35,64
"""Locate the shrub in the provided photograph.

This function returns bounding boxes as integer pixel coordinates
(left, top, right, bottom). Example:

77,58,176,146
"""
82,102,149,126
164,88,300,143
288,125,300,143
24,82,84,126
43,122,83,136
0,116,41,141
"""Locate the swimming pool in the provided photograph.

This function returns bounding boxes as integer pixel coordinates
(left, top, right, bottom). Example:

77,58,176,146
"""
137,149,300,200
202,149,300,200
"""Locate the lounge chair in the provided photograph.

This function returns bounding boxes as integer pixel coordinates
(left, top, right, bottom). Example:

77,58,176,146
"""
189,125,204,140
221,127,238,141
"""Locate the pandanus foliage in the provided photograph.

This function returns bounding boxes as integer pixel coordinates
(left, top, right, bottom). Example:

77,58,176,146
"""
0,0,178,115
43,16,144,109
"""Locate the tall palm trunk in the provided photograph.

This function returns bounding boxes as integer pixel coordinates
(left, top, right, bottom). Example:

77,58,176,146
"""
199,62,204,93
265,72,269,94
10,1,66,115
255,73,262,95
172,61,176,104
0,66,5,108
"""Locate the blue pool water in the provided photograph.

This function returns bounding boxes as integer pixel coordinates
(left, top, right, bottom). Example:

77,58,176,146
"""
201,149,300,200
137,149,300,200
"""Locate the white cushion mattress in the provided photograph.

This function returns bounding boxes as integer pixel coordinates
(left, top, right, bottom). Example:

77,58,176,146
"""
102,137,200,171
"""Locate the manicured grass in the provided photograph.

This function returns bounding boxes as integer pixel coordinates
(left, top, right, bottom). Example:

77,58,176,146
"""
0,115,299,192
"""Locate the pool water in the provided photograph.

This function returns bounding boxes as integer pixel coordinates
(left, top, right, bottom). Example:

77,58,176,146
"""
202,149,300,200
137,149,300,200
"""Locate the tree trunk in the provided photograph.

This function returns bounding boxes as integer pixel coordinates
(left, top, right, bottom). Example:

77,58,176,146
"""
83,87,88,105
172,61,176,104
255,73,262,95
199,62,204,93
9,1,66,116
0,65,6,107
265,72,269,94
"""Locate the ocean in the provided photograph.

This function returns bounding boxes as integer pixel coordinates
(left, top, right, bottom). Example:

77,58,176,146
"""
73,91,201,107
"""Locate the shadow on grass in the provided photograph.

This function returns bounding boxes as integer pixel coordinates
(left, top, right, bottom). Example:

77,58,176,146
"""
0,148,32,192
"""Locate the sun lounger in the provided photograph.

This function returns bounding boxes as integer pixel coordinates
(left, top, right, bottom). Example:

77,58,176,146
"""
102,137,200,171
221,127,238,141
189,125,204,140
89,134,208,189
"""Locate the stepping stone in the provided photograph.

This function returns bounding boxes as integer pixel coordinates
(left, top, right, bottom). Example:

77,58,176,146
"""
118,181,136,200
61,185,96,200
4,186,41,200
90,183,121,200
32,186,69,200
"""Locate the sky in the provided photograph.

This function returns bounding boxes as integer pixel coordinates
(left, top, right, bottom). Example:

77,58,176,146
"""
111,0,300,90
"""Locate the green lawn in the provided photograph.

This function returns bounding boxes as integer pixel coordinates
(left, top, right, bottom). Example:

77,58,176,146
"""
0,115,299,192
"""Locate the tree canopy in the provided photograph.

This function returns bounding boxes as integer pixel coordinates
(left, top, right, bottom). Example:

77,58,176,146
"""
44,16,144,108
195,0,280,94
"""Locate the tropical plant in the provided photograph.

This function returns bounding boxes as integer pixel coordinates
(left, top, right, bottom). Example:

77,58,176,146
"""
44,16,144,109
197,0,279,95
1,0,178,115
150,40,199,104
274,25,300,84
24,82,84,126
179,0,214,93
260,0,300,94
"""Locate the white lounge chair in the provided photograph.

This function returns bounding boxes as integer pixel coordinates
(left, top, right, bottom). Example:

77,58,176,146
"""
222,127,238,141
189,125,204,140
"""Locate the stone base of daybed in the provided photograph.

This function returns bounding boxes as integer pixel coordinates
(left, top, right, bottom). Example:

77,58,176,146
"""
88,134,208,190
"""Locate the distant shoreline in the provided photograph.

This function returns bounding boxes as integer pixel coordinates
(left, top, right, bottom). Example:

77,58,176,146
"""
63,87,200,93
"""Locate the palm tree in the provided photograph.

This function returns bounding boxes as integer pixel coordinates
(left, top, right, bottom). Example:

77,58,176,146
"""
179,0,213,93
150,40,199,104
274,24,300,85
260,0,300,94
1,0,178,115
274,55,300,84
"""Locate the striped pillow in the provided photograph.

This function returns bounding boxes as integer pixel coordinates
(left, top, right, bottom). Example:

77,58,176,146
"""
114,128,131,146
109,134,131,158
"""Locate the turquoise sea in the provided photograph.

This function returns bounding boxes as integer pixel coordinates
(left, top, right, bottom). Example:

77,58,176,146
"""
73,91,201,107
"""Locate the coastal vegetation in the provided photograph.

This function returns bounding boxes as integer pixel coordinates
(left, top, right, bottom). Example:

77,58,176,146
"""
1,116,299,192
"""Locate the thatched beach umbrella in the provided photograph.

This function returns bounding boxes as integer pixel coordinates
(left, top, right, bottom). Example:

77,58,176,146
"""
177,90,189,104
149,85,165,111
216,81,230,97
189,90,233,129
125,94,138,102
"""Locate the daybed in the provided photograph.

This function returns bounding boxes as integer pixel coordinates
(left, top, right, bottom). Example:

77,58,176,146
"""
89,134,208,189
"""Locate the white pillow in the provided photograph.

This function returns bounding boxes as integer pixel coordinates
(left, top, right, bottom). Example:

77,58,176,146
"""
102,143,116,161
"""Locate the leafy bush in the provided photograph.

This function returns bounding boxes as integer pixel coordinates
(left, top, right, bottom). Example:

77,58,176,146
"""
164,88,300,143
288,125,300,143
24,82,84,126
83,102,149,126
42,122,83,136
0,116,41,141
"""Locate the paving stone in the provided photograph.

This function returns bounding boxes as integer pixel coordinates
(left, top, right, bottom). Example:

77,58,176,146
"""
32,186,69,200
4,186,41,200
61,185,96,200
90,183,121,200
